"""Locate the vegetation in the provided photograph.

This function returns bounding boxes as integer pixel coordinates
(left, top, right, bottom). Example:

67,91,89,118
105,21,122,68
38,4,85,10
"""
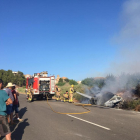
58,78,63,83
57,78,78,86
69,79,78,85
81,78,94,87
64,78,69,82
105,74,116,82
57,82,65,86
122,100,140,110
94,79,105,88
81,73,140,91
0,69,26,87
17,87,26,93
56,78,65,86
135,84,140,97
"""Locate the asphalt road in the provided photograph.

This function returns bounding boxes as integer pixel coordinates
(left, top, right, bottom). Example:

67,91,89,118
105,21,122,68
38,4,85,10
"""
1,94,140,140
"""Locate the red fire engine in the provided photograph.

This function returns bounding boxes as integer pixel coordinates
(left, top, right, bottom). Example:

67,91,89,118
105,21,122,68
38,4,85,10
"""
26,71,55,100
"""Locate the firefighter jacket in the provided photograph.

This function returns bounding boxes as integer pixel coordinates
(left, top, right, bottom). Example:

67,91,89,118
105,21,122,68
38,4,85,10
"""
55,87,58,92
69,87,74,94
27,88,33,95
55,87,60,92
63,93,69,99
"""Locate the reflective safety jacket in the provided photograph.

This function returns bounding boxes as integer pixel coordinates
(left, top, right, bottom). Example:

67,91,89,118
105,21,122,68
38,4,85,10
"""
58,88,61,92
27,88,33,95
63,93,69,98
69,88,74,94
55,87,61,92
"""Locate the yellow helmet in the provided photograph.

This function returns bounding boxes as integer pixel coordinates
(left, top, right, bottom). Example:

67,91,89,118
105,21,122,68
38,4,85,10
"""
71,85,74,87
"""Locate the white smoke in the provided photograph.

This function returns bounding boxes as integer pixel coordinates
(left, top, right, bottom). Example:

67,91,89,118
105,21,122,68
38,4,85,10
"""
109,0,140,75
81,0,140,105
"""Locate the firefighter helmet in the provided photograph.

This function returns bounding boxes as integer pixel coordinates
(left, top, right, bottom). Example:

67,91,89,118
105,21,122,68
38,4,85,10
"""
71,85,74,88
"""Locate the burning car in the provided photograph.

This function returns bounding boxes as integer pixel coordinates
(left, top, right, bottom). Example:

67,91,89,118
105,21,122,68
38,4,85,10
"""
104,95,123,107
76,91,123,108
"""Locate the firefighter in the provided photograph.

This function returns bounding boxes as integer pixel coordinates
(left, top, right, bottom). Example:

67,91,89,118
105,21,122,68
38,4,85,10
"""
69,85,74,103
55,85,61,101
63,91,69,102
27,85,33,102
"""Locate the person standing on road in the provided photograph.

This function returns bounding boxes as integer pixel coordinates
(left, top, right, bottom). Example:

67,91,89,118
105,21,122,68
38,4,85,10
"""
5,83,14,125
55,85,61,101
12,85,23,122
27,85,33,102
69,85,74,103
0,79,12,140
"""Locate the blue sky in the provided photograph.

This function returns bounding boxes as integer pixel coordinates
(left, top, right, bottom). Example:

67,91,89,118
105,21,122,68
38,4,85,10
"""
0,0,126,80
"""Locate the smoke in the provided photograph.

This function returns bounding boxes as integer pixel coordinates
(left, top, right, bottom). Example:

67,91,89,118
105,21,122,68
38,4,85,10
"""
82,72,140,105
95,0,140,105
108,0,140,75
81,0,140,106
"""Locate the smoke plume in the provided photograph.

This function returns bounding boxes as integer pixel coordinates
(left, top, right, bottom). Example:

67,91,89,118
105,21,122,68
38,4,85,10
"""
83,0,140,105
109,0,140,74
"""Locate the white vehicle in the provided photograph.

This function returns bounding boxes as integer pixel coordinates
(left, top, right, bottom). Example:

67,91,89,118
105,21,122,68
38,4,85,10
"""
104,95,123,107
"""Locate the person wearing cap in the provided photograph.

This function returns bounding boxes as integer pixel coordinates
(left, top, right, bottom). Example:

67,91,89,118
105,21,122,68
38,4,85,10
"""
0,79,12,140
5,83,15,125
69,85,74,103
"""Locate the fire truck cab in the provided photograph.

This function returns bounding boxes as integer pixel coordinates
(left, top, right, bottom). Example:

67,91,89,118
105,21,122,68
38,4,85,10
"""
26,71,55,100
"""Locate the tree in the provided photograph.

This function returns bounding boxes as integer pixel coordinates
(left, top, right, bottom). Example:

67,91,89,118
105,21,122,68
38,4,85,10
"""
69,79,78,85
105,74,116,82
64,78,69,82
57,78,65,86
94,79,105,88
59,78,63,83
81,78,94,86
0,69,26,87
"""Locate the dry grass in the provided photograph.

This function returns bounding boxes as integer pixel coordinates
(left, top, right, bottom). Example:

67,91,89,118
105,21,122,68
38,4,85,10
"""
17,87,26,94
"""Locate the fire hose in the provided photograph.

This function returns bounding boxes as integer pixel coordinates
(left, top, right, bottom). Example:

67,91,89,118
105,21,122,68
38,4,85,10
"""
46,97,92,115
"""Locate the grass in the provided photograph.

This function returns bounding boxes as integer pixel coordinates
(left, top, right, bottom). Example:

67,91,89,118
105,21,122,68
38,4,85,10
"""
17,87,26,94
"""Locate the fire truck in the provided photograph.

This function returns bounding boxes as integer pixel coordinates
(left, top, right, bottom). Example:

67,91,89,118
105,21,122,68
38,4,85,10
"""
26,71,55,100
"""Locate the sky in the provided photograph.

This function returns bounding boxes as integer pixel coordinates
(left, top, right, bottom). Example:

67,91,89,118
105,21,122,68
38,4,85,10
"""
0,0,129,80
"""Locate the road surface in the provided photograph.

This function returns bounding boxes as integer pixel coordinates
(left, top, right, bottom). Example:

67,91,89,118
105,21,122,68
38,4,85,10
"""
1,94,140,140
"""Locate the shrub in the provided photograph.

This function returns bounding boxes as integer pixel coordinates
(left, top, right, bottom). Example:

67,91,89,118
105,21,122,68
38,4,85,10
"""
59,78,63,83
69,79,78,85
17,87,26,93
122,100,140,110
57,82,65,86
64,78,69,82
135,105,140,111
135,84,140,97
94,79,105,88
81,78,94,87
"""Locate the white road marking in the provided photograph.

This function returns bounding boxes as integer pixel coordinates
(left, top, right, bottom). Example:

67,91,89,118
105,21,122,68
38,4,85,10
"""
67,114,111,131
